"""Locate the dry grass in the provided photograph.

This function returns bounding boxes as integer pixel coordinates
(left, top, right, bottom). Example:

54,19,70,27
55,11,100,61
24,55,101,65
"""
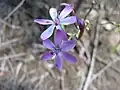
0,0,120,90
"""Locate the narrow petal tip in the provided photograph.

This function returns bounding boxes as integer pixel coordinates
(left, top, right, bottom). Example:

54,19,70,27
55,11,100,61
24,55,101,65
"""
43,39,55,49
41,51,54,61
49,8,58,21
34,19,53,25
59,5,73,19
60,3,74,8
40,25,55,40
60,16,77,25
62,52,77,64
54,55,63,70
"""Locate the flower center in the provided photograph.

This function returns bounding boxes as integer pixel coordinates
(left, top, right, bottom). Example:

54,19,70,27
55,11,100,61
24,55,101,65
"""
55,18,60,25
53,47,61,54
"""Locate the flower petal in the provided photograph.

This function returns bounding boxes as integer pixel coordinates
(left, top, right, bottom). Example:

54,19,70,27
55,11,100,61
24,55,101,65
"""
77,19,85,27
49,8,58,21
54,30,67,46
41,51,54,61
41,24,55,40
43,39,55,49
60,16,77,25
77,19,85,38
62,51,77,64
61,40,76,51
60,3,73,7
54,55,63,70
34,19,53,25
59,6,73,19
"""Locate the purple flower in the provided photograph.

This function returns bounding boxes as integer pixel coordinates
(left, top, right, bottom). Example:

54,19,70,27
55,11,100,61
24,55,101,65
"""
41,30,77,70
77,19,85,29
77,19,85,38
34,6,77,40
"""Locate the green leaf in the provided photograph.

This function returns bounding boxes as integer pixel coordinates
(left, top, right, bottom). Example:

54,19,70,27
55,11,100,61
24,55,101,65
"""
111,43,120,53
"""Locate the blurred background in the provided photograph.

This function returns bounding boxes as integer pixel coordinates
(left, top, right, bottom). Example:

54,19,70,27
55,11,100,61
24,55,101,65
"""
0,0,120,90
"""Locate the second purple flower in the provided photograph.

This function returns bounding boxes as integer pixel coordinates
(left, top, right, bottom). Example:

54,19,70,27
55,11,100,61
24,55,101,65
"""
41,30,77,70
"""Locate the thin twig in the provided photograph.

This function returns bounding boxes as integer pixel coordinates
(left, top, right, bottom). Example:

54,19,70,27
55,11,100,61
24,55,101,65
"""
89,58,120,84
96,56,120,74
43,62,56,78
34,72,49,89
84,0,96,20
15,62,23,78
0,38,20,49
7,56,15,74
0,0,25,56
60,70,65,90
0,53,26,61
4,0,25,21
77,40,91,64
0,18,21,29
82,18,100,90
